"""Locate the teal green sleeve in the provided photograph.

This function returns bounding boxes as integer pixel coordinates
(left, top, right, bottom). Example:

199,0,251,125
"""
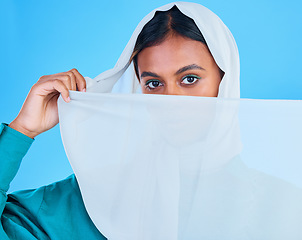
0,123,106,239
0,123,34,193
0,123,34,239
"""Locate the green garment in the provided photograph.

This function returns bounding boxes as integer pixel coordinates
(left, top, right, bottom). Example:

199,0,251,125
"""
0,123,106,240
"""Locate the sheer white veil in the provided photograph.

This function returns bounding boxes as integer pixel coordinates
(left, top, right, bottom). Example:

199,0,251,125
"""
58,2,302,239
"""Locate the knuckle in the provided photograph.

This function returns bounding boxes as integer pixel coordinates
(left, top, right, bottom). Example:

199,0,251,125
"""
52,79,61,85
38,75,47,82
68,71,76,78
53,80,66,91
31,83,39,92
63,75,71,81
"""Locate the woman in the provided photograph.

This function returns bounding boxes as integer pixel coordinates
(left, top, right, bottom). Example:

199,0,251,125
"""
0,2,239,239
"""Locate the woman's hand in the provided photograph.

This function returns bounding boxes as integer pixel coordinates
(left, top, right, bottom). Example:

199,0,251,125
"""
9,68,86,139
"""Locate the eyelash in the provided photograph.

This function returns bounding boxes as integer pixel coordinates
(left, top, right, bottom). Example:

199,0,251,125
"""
181,75,201,85
144,75,201,91
145,80,163,90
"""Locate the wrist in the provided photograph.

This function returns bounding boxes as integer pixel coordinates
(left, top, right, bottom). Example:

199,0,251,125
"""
8,120,38,139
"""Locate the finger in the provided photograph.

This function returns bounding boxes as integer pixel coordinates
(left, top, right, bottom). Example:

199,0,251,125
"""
37,73,67,84
37,74,54,83
47,79,71,102
65,71,77,91
37,69,86,92
37,74,72,91
52,74,72,90
69,68,86,92
32,79,71,103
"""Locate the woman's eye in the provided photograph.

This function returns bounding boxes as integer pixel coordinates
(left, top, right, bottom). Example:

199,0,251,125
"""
181,75,201,85
145,80,163,89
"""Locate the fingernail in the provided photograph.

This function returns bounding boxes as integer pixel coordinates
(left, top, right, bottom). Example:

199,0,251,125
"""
82,88,86,92
67,97,71,102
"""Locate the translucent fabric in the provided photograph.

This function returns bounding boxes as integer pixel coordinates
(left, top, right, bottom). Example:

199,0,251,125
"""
58,1,302,239
59,92,302,240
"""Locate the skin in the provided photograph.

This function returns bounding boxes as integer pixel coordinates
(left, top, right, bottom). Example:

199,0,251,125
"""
9,35,223,139
9,69,86,139
137,34,223,97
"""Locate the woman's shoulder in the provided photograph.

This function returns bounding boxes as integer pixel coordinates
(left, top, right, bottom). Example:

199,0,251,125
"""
7,174,82,213
9,174,79,199
36,174,85,210
5,177,106,239
43,174,80,196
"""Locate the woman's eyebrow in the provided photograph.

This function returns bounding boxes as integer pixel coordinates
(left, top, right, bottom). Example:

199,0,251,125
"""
175,64,205,75
140,71,160,79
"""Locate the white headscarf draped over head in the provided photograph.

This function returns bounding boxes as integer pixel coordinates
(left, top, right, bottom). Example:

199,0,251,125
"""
85,1,240,98
59,2,242,239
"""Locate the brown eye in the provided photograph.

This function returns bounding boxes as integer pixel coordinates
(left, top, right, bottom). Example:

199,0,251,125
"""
145,80,163,89
181,75,201,85
188,76,196,83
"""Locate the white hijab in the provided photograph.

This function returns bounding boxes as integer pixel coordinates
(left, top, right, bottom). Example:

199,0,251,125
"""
85,1,240,99
59,2,302,239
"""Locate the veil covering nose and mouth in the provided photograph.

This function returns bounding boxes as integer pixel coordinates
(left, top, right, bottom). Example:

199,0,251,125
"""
58,2,302,240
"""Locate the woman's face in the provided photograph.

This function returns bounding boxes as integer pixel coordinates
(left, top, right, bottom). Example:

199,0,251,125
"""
137,34,223,97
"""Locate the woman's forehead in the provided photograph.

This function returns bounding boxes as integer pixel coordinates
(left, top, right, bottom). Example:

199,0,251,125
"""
137,35,213,73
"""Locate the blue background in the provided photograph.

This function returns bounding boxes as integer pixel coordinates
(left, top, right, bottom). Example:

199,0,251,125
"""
1,0,301,192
